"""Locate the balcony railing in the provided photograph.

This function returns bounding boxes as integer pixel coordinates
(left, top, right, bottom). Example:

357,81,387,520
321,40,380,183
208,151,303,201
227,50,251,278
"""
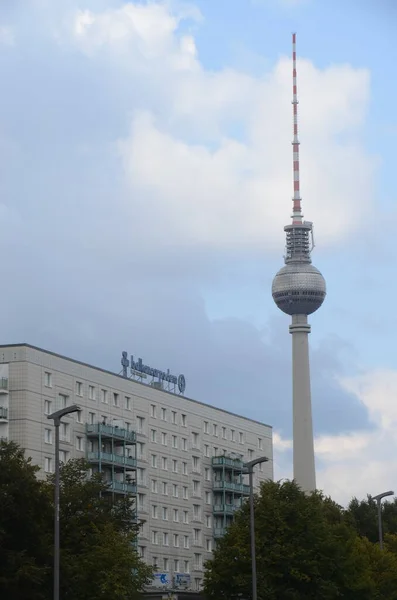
212,456,244,470
0,378,8,392
213,503,239,515
86,423,136,444
87,451,137,468
106,480,137,494
213,480,250,495
213,527,227,538
0,407,8,419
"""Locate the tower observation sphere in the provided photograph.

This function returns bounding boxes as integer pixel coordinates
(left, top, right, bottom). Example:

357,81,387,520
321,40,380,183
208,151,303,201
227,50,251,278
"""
272,262,326,316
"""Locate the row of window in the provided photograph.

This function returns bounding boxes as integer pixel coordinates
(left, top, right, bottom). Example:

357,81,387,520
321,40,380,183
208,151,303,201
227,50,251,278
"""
149,531,210,550
137,477,201,498
149,404,186,426
150,505,212,525
138,554,206,575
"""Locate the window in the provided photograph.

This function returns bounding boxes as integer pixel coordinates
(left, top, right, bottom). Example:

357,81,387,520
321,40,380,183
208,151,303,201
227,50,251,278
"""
44,372,52,387
161,408,166,421
136,416,144,433
113,392,119,406
192,456,200,473
151,429,157,443
44,399,52,415
60,422,70,442
161,457,168,470
101,389,108,404
76,409,82,423
258,437,263,450
59,394,68,409
172,484,178,498
138,546,145,558
173,508,179,522
137,441,144,460
150,404,156,418
182,461,187,475
162,506,168,520
222,427,227,439
181,414,186,427
193,529,201,544
248,449,253,460
204,421,209,434
205,514,211,528
125,396,131,410
184,560,190,573
204,444,209,457
76,381,83,396
231,429,235,442
192,432,199,448
59,450,69,464
44,457,52,472
171,411,177,424
152,556,158,567
137,493,145,510
213,424,218,437
44,428,52,444
88,411,95,424
163,557,169,571
137,468,146,486
259,462,263,472
206,539,212,552
182,437,187,451
204,468,210,481
152,505,158,519
194,553,202,570
174,559,180,572
151,531,159,545
184,535,189,549
161,432,167,446
151,454,157,468
172,435,178,448
183,486,188,500
213,447,218,457
205,492,211,505
101,415,107,425
193,480,200,496
195,578,201,591
239,431,244,444
193,505,201,520
151,479,158,493
163,532,169,546
76,436,84,451
183,510,189,524
172,459,178,473
173,534,179,548
162,482,168,495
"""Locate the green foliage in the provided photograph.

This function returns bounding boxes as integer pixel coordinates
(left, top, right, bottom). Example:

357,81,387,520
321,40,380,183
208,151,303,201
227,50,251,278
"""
204,480,382,600
0,442,152,600
346,495,397,543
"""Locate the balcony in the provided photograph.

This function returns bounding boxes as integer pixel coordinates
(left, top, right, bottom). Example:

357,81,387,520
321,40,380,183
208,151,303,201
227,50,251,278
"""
0,378,8,393
212,456,244,470
86,423,136,444
106,480,137,495
87,451,137,469
0,407,8,420
213,527,227,538
213,503,239,516
213,480,250,495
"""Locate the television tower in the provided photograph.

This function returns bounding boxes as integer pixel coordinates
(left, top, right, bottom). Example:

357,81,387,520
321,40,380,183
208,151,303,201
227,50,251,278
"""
271,34,326,493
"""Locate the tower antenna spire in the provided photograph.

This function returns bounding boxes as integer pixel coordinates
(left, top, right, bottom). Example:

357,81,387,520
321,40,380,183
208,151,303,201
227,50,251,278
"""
292,32,302,224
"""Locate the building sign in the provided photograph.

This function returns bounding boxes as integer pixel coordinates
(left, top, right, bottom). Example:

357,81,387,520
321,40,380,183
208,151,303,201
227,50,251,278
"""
121,352,186,394
151,573,170,588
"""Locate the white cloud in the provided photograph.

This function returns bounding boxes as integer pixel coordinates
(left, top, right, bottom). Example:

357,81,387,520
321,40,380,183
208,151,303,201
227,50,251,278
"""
63,1,377,254
274,369,397,505
0,26,15,46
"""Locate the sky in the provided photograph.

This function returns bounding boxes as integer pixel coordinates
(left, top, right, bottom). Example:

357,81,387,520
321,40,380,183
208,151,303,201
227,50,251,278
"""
0,0,396,506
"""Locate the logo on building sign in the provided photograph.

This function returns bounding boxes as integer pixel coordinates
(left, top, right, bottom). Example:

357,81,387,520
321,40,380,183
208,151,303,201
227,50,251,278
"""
121,352,186,395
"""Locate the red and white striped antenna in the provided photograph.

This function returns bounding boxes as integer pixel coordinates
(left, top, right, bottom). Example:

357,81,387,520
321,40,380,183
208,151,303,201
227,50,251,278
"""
292,33,303,224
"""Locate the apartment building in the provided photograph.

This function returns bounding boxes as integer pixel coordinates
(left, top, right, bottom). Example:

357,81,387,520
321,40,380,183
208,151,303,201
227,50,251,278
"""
0,344,273,592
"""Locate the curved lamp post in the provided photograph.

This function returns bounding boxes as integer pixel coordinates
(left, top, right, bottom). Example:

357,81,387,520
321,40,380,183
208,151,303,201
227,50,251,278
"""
243,456,269,600
47,404,81,600
373,490,394,550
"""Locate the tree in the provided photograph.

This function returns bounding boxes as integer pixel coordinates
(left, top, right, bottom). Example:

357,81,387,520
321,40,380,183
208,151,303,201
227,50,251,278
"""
45,458,153,600
0,439,52,600
204,480,374,600
346,496,397,543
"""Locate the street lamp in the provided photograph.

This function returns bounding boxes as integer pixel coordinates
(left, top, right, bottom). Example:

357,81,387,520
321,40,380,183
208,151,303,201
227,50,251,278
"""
243,456,269,600
373,490,394,550
47,404,81,600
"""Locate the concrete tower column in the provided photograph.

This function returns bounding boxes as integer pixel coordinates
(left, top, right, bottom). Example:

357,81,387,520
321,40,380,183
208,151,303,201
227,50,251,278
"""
289,314,316,493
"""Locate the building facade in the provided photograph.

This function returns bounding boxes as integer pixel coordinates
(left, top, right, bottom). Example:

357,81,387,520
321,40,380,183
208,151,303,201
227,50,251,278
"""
0,344,273,592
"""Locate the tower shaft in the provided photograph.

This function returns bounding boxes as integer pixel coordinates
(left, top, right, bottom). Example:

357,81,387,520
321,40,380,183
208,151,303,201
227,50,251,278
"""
290,315,316,493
